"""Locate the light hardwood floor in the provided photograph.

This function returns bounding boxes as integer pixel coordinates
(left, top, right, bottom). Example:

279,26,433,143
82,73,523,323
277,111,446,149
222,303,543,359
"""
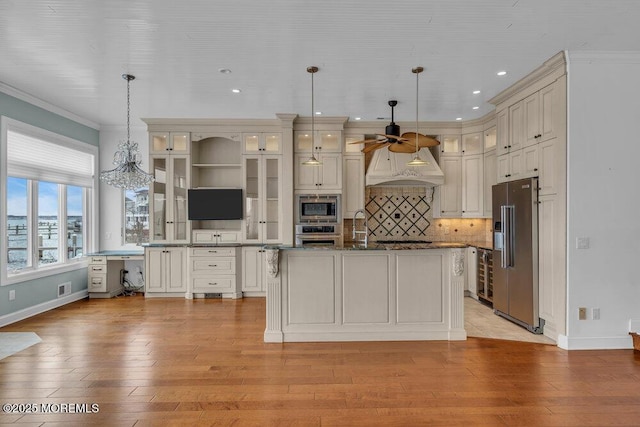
1,295,640,426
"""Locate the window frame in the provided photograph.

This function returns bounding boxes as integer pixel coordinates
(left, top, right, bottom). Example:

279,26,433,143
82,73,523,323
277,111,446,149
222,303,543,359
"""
1,116,99,286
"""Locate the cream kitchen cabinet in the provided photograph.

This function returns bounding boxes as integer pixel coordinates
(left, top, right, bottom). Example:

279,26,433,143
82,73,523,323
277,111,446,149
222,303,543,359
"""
145,247,187,296
243,133,282,154
190,247,241,298
294,131,342,153
483,149,496,218
244,155,283,244
436,152,485,218
524,82,558,147
508,100,525,153
461,132,483,155
435,156,462,217
149,132,190,155
192,229,242,245
438,135,461,156
537,136,563,196
149,155,190,244
342,154,365,219
496,109,509,156
461,154,484,217
496,149,523,183
294,152,342,191
242,246,267,296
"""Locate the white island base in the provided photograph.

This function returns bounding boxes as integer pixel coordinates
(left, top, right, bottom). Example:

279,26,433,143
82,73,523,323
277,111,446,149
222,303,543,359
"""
264,247,467,343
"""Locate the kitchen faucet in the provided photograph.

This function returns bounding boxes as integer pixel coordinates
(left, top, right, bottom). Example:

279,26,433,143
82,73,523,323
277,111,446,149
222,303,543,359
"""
352,209,368,247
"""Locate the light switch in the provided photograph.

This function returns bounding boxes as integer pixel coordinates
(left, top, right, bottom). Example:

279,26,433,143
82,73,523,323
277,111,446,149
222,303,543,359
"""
576,237,590,249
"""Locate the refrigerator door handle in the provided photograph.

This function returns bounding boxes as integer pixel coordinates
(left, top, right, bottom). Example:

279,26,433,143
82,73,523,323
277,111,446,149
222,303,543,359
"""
500,206,508,268
503,205,515,268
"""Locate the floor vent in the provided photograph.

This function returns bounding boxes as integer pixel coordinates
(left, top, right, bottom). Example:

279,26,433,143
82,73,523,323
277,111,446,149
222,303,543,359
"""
57,282,71,298
204,293,222,299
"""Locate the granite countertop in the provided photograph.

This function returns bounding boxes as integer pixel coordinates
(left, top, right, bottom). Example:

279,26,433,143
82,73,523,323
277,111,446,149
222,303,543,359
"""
274,241,469,251
86,250,144,256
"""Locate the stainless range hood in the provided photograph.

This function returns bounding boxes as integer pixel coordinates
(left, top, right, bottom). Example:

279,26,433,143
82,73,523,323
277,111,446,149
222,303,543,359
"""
365,146,444,187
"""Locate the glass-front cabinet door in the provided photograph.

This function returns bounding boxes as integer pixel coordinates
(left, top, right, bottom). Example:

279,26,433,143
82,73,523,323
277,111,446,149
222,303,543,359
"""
264,157,280,242
149,132,190,155
150,155,190,243
171,157,188,242
243,133,281,154
243,155,281,243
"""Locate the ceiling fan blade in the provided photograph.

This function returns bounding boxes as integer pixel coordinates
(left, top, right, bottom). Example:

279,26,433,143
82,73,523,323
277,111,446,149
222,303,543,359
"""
388,142,418,153
348,138,384,144
379,134,409,142
400,132,441,147
362,142,390,153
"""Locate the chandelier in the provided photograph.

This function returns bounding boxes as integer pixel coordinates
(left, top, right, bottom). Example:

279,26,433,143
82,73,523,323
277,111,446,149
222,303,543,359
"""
99,74,155,189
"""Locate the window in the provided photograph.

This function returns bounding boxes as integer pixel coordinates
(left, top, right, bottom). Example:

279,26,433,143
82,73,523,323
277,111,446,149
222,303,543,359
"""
2,117,97,284
124,187,149,245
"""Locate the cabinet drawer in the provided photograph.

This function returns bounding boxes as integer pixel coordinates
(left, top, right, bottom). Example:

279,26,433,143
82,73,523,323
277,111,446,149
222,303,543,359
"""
191,258,235,273
88,274,107,292
89,264,106,273
190,247,236,257
89,256,106,264
192,276,234,292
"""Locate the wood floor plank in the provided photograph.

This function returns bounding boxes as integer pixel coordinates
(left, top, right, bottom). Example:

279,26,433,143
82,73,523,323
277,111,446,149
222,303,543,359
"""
2,295,640,426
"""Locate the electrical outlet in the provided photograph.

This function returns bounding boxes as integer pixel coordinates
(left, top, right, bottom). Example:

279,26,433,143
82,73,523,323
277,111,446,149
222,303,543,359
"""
593,308,600,320
578,307,587,320
444,226,450,235
9,290,15,301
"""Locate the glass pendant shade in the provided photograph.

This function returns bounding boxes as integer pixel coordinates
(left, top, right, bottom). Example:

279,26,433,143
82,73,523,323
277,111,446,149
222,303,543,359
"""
99,74,155,189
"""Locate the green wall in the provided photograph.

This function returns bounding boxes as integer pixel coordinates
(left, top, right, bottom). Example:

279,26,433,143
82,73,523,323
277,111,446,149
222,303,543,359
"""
0,90,99,322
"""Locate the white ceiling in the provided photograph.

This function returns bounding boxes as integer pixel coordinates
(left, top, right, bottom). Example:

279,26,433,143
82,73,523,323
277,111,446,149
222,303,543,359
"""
1,0,639,128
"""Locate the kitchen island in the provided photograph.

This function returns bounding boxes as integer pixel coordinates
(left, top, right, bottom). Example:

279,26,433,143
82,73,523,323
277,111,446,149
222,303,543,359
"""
263,243,467,343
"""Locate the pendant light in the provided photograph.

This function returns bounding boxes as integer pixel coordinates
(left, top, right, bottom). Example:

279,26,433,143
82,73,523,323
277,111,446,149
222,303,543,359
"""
407,66,428,166
99,74,155,189
302,66,322,166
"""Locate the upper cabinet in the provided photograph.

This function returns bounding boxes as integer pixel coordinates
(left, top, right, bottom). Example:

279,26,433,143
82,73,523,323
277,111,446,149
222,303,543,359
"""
484,126,497,152
294,125,345,192
438,135,461,156
149,132,190,155
243,133,282,154
524,83,559,146
295,131,342,153
496,109,509,156
462,132,483,155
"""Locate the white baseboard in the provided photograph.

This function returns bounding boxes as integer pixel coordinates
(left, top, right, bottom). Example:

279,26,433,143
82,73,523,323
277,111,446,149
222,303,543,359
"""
0,290,88,327
558,334,634,350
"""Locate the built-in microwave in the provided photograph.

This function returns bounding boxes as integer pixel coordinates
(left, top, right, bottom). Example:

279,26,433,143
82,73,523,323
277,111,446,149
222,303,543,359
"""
296,194,341,223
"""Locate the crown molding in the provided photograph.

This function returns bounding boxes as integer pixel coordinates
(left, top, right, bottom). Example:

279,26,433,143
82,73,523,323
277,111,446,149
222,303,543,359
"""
0,81,100,130
489,51,567,107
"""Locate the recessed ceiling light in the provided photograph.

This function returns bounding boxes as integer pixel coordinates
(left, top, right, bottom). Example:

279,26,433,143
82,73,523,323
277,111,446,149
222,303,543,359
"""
497,71,507,76
354,117,361,121
473,90,481,95
315,111,322,115
472,106,479,110
231,89,241,93
456,117,462,121
219,68,232,74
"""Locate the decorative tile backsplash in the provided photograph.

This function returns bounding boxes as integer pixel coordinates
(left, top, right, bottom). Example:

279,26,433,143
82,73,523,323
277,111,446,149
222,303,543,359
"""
343,186,492,243
365,187,432,238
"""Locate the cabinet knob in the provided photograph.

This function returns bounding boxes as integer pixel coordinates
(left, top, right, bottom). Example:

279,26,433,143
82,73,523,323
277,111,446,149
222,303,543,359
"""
503,146,508,149
534,168,538,171
208,264,218,267
209,282,218,285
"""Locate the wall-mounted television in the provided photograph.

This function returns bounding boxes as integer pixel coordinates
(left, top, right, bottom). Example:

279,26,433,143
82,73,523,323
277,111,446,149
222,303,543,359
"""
188,189,243,220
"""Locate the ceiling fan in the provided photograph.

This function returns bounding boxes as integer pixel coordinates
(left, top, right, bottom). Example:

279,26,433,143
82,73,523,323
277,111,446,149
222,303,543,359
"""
350,100,440,154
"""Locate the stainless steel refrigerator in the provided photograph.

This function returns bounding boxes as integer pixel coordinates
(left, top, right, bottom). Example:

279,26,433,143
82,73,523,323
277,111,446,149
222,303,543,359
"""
492,177,543,334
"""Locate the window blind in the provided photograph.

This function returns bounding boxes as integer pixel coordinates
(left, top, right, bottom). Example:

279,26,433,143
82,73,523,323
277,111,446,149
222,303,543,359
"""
7,130,95,187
